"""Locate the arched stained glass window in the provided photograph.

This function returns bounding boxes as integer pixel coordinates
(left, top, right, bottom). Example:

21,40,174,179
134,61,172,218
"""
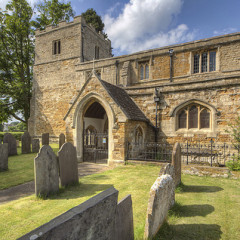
178,110,187,129
200,109,210,128
189,105,198,128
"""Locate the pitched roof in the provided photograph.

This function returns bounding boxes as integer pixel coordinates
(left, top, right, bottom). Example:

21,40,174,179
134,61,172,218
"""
100,79,149,122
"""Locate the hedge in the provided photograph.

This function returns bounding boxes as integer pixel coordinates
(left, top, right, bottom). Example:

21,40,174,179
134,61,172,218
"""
0,132,24,141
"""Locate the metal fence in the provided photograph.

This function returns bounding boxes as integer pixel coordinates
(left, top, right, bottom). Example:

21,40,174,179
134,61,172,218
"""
126,142,172,162
126,140,239,167
180,141,239,166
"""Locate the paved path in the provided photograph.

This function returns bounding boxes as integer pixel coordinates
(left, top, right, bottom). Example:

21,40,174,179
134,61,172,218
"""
0,163,112,205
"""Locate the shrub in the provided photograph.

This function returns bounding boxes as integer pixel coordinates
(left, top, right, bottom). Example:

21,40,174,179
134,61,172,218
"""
226,156,240,171
0,132,24,141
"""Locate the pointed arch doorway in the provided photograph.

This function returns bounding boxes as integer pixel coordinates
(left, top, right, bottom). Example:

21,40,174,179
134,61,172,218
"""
83,101,108,163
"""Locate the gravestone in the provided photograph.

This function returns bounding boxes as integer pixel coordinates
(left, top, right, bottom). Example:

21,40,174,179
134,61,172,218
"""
115,194,134,240
59,133,65,149
0,143,8,171
159,163,175,185
42,133,49,145
3,133,17,156
34,145,59,196
32,139,40,153
16,140,20,147
21,131,31,154
19,187,119,240
144,175,175,239
58,142,79,186
171,142,182,187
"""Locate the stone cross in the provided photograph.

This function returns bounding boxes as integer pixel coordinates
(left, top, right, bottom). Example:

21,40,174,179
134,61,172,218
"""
34,145,59,196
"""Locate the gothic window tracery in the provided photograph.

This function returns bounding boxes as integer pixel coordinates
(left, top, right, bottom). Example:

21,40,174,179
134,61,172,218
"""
139,61,150,80
177,104,210,130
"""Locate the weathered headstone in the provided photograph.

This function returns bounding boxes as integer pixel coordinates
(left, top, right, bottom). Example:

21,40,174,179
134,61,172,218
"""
21,131,31,154
144,175,175,239
32,139,40,153
0,143,8,171
58,142,79,186
3,133,17,156
115,194,134,240
42,133,49,145
34,145,59,196
59,133,65,149
19,187,119,240
159,163,175,184
171,142,181,187
16,140,20,147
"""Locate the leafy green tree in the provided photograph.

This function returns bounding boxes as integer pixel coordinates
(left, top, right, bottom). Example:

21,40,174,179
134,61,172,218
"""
0,0,75,128
82,8,106,34
32,0,74,30
0,0,34,125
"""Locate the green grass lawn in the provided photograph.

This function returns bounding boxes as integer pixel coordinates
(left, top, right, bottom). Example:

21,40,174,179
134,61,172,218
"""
0,144,59,190
0,164,239,240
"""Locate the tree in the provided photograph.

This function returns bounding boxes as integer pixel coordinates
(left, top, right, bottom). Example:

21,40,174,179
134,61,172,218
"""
0,0,75,128
32,0,74,30
82,8,106,35
0,0,34,125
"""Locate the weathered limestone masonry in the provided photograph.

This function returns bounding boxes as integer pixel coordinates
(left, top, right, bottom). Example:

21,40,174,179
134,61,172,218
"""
19,187,134,240
29,19,240,164
29,15,111,139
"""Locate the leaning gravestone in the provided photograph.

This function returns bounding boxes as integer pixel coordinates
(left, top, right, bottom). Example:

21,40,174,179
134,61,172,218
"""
59,133,65,149
0,143,8,171
3,133,17,156
34,145,59,196
42,133,49,145
144,175,175,239
58,142,79,187
171,142,181,187
32,139,40,153
21,131,31,154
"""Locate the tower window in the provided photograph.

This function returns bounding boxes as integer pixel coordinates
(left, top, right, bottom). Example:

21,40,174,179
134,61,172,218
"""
139,61,150,80
53,40,61,55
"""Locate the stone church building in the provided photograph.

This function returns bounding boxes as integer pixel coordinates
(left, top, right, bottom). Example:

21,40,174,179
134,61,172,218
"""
29,15,240,165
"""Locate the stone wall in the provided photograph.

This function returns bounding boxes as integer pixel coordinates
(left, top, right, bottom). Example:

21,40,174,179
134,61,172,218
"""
19,187,134,240
30,29,240,158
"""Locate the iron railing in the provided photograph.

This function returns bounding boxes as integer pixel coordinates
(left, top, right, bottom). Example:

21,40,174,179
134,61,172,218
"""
126,140,239,167
126,142,172,162
180,141,239,166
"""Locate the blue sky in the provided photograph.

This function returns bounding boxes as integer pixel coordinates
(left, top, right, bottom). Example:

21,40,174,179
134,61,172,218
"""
1,0,240,56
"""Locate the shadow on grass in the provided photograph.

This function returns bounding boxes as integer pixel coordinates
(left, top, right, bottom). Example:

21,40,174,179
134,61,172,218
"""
169,202,214,217
182,185,223,193
154,222,222,240
46,182,114,200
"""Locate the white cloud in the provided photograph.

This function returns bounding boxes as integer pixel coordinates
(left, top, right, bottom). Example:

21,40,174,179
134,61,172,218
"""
213,28,237,36
104,0,195,55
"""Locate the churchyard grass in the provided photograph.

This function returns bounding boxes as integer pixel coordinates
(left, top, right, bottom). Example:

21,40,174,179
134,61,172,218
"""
0,164,239,240
0,144,59,190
